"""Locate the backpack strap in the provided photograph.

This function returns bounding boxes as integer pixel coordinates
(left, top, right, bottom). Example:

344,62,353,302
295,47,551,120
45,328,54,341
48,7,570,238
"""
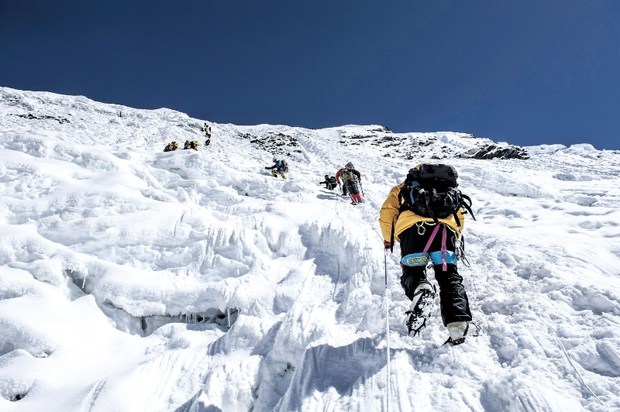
422,224,441,254
398,182,426,216
460,194,476,221
389,216,395,253
450,192,475,228
418,188,440,224
440,224,448,271
453,212,462,227
421,223,449,271
397,184,407,213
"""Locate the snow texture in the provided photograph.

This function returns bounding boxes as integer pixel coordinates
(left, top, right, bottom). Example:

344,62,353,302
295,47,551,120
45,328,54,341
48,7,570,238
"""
1,87,620,411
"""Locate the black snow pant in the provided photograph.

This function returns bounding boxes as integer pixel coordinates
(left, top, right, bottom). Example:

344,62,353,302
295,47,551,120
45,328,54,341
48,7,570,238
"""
345,179,360,195
399,223,472,326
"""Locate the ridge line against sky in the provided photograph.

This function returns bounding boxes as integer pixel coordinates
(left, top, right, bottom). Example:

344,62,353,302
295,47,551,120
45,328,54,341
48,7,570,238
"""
1,0,619,149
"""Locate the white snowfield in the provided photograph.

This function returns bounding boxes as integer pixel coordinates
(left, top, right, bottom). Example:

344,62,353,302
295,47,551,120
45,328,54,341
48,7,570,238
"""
0,87,619,412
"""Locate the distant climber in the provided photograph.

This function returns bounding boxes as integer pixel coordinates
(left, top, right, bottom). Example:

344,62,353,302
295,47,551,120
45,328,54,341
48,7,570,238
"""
163,141,178,152
183,140,200,151
336,162,364,204
265,158,288,179
319,175,338,190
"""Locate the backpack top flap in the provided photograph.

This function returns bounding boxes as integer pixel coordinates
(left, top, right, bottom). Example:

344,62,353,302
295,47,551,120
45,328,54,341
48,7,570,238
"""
409,164,458,190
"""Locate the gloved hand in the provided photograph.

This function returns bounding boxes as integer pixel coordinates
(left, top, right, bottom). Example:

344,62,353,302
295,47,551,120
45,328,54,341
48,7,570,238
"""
383,240,392,250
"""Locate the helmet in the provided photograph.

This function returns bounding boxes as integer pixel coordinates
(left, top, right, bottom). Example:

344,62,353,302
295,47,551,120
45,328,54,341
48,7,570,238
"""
345,162,354,169
273,157,277,162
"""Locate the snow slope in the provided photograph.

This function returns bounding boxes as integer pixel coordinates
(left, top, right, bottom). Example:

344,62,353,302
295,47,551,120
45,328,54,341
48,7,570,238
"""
1,87,619,412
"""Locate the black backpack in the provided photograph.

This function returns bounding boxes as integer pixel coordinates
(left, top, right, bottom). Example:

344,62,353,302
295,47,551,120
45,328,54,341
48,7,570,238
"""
399,164,475,227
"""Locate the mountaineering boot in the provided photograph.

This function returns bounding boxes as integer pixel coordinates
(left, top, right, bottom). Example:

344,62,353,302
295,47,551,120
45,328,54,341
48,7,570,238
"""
405,281,436,336
445,321,469,346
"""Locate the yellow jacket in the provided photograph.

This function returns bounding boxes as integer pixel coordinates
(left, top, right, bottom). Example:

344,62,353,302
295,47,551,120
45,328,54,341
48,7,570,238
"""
379,183,465,242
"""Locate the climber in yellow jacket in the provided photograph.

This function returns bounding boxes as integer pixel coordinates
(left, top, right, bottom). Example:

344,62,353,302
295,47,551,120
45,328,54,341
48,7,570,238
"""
379,163,473,345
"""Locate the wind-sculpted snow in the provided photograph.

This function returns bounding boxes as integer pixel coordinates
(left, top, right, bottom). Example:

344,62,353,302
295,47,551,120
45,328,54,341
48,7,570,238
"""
1,86,620,411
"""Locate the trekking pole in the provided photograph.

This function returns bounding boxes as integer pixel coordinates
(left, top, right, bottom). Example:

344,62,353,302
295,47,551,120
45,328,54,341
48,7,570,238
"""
384,249,391,412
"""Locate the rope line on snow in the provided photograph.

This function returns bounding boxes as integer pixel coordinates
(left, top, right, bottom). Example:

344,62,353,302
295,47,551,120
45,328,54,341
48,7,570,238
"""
383,251,391,412
531,306,606,408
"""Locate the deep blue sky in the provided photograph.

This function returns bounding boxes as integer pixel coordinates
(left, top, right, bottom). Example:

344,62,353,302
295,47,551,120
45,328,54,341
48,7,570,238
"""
2,1,619,149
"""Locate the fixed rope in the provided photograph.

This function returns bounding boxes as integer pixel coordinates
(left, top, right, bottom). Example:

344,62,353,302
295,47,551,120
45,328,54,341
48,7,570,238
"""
384,250,391,412
530,305,606,408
